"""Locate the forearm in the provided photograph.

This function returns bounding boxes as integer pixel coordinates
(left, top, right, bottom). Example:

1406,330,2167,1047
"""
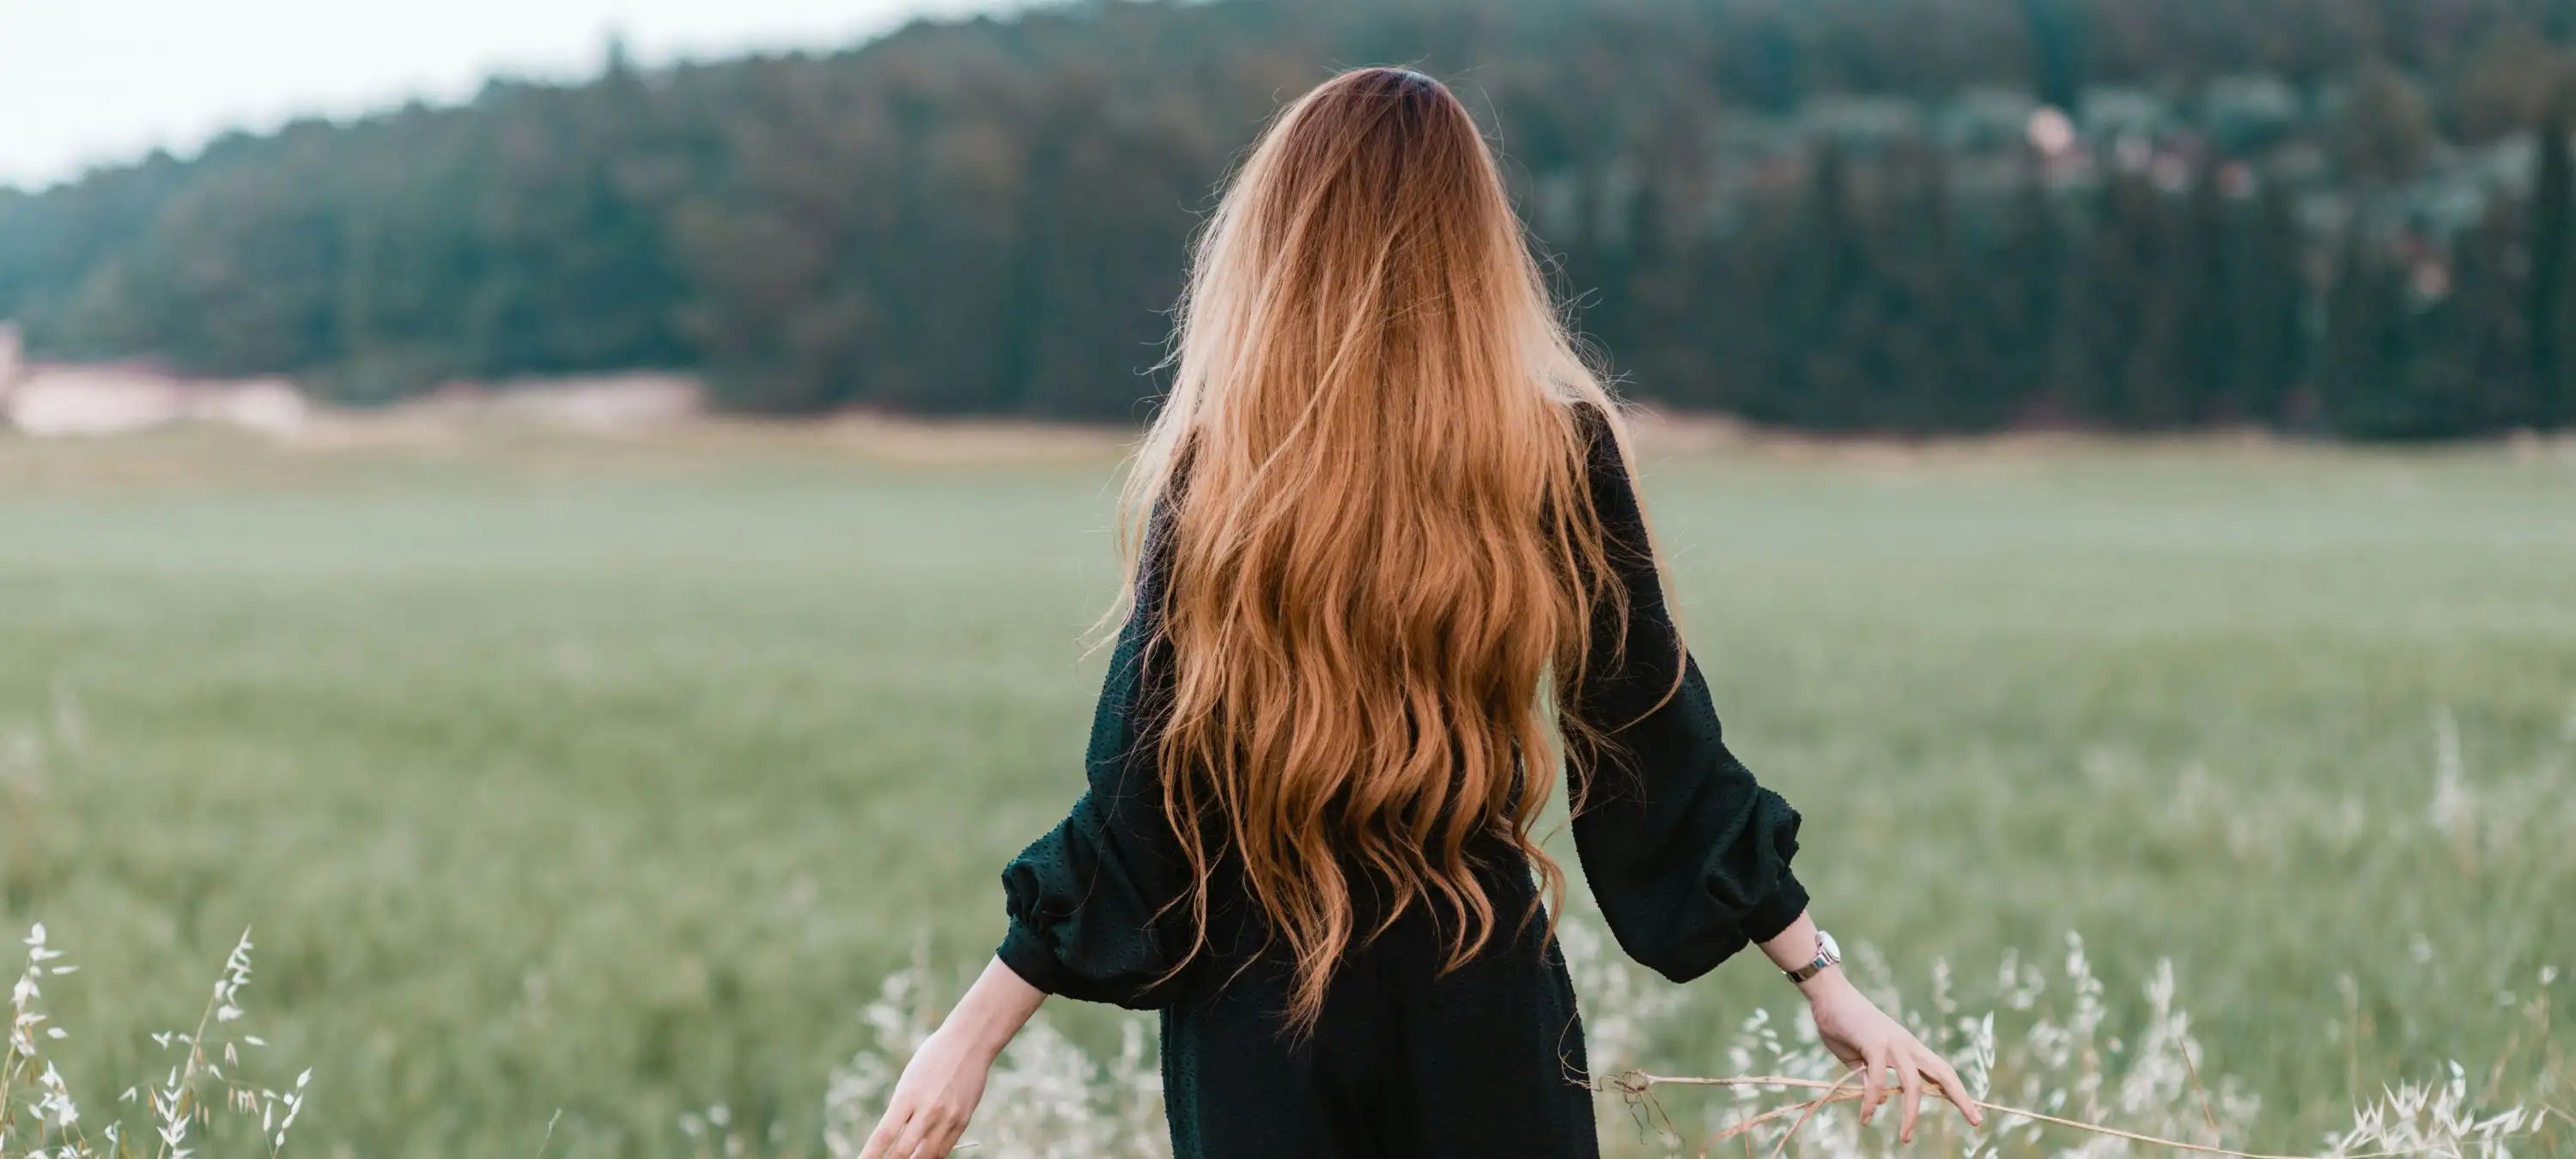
940,956,1048,1063
1755,908,1852,995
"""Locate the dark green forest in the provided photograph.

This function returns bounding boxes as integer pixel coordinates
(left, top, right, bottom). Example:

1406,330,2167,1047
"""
9,0,2576,435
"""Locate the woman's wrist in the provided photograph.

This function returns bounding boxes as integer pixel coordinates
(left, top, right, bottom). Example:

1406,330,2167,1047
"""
1755,909,1823,974
1754,908,1859,1002
1795,963,1856,1003
934,1009,1015,1065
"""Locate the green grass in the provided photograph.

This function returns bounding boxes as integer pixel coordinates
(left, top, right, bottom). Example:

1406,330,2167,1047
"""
1,428,2570,1155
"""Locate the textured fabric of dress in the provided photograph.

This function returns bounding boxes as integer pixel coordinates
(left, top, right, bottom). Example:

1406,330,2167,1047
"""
995,404,1810,1158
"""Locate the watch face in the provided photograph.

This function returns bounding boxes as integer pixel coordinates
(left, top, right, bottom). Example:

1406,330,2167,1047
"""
1817,930,1841,962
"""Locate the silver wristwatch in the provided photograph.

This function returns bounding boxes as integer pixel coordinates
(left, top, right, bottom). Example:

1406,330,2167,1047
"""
1784,929,1841,984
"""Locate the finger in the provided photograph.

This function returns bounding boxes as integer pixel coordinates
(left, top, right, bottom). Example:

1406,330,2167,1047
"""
1898,1053,1925,1143
859,1106,909,1159
1924,1050,1984,1128
888,1109,940,1159
931,1112,971,1157
1857,1048,1886,1126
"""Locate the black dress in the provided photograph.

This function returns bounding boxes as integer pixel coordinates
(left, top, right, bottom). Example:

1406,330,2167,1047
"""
996,406,1809,1158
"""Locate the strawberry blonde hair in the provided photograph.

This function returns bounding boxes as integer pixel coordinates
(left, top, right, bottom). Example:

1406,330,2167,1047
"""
1116,66,1638,1033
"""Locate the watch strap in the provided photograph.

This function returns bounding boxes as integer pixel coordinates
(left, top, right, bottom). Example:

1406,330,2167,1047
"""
1783,930,1839,984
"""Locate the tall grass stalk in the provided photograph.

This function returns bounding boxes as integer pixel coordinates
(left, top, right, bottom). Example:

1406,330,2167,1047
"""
1,926,309,1158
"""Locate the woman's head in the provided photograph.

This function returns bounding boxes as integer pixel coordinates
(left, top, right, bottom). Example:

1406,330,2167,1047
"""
1145,67,1607,458
1124,66,1628,1031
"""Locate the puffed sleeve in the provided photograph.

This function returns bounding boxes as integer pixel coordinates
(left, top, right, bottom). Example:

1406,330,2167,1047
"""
994,503,1192,1010
1563,406,1809,984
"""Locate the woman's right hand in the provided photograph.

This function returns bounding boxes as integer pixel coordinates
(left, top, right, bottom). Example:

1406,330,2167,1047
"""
1803,971,1984,1143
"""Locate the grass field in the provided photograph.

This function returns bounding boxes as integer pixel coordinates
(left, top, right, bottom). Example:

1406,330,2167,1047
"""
1,424,2571,1156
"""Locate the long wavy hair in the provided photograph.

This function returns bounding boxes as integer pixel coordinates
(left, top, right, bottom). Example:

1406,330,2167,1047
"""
1115,66,1639,1033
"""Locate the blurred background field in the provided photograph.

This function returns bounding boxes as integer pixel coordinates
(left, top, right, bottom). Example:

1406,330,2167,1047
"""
1,422,2568,1154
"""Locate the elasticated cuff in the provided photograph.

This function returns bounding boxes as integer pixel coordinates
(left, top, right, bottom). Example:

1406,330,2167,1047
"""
994,924,1069,996
1741,869,1811,945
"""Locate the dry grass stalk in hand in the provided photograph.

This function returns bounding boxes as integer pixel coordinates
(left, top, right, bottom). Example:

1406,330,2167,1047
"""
1604,1071,2486,1159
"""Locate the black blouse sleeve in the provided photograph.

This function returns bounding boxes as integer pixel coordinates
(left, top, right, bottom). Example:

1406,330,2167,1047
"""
994,506,1191,1010
1563,407,1809,984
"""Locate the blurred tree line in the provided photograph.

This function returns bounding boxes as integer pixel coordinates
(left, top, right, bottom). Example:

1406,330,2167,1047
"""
7,0,2576,436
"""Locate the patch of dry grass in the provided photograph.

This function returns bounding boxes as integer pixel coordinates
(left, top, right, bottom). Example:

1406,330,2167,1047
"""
3,926,309,1157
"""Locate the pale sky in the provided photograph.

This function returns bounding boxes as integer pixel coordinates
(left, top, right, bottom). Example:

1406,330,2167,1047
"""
0,0,1024,191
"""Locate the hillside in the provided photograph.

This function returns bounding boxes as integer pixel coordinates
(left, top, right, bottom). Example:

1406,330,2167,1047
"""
5,0,2576,435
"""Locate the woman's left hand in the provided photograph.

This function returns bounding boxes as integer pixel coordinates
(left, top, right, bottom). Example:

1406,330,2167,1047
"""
858,1024,994,1159
858,957,1047,1158
1803,971,1984,1143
